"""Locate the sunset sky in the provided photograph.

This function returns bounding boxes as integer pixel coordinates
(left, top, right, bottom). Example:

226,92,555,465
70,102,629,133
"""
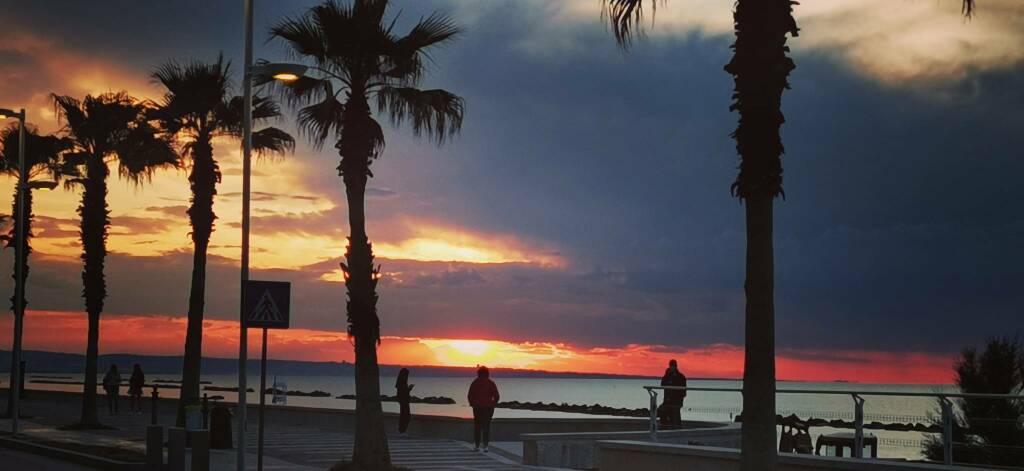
0,0,1021,383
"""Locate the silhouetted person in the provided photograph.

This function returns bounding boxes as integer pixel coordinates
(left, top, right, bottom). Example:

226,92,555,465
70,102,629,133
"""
102,364,121,415
468,366,500,452
396,368,414,436
660,359,687,429
128,364,145,415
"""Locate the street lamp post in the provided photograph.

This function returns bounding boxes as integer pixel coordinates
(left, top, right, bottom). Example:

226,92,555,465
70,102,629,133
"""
237,4,254,469
238,3,307,470
0,107,26,437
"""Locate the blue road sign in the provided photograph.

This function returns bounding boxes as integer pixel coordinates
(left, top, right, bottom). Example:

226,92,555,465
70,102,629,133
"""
244,280,290,329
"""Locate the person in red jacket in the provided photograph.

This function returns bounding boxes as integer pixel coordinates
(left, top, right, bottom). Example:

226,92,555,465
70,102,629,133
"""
467,366,500,452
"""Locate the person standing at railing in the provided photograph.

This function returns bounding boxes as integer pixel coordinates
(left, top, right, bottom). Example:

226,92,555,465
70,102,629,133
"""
128,363,145,415
660,359,687,429
102,364,121,416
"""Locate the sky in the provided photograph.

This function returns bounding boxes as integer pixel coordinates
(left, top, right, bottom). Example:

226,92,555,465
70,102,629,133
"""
0,0,1021,383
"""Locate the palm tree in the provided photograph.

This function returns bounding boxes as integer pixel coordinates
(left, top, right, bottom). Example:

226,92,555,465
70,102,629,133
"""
270,1,464,467
52,92,178,427
604,1,978,469
0,124,71,416
149,56,294,424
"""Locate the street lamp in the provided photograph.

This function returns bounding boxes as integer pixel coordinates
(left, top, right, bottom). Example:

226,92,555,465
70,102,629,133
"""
28,181,59,191
0,107,26,437
238,3,307,470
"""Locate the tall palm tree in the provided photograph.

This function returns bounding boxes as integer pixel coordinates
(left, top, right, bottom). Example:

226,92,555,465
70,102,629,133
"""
149,56,294,424
0,124,72,416
52,92,178,427
604,1,978,469
270,1,464,467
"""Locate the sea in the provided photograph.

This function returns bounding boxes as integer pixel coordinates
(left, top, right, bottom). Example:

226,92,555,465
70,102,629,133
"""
25,373,955,461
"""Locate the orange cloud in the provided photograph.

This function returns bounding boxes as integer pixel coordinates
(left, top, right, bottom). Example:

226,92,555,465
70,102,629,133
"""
0,311,953,384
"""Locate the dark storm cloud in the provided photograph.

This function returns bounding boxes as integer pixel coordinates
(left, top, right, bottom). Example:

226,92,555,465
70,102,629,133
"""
1,0,1021,354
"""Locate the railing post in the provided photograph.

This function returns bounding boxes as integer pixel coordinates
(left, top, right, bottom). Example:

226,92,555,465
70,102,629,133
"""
151,385,159,426
647,388,659,442
852,394,865,458
940,397,953,465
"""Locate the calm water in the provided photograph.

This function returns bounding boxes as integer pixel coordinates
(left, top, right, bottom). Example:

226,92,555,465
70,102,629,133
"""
26,373,954,460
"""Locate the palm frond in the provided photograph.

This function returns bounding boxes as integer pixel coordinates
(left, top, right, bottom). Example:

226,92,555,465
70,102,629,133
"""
252,127,296,157
297,96,346,149
603,0,660,48
401,12,462,50
150,55,233,136
115,121,179,185
962,0,976,18
271,12,331,67
377,86,464,145
384,13,462,83
0,124,72,180
51,94,87,136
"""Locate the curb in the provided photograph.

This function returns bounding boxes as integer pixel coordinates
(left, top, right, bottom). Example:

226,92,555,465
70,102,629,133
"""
0,436,150,470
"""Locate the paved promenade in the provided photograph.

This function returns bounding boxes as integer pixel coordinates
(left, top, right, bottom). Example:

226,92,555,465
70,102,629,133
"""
0,389,553,470
246,429,535,470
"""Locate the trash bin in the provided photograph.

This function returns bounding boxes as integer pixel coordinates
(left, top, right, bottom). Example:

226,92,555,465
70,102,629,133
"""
210,405,233,449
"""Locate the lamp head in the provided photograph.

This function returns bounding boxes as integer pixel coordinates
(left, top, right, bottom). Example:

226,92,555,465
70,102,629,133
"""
28,181,59,191
0,108,23,120
251,63,308,84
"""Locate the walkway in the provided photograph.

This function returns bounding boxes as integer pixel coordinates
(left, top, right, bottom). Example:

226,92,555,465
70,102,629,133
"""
247,429,535,470
1,390,559,470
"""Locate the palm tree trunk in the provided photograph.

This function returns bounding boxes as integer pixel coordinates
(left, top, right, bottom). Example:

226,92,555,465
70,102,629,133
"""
340,97,390,469
741,194,777,469
178,138,218,426
79,158,109,427
5,188,31,417
725,1,796,469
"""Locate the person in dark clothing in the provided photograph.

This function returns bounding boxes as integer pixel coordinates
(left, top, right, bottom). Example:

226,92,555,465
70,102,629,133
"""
102,364,121,415
396,368,414,436
467,366,500,452
660,359,687,429
128,364,145,415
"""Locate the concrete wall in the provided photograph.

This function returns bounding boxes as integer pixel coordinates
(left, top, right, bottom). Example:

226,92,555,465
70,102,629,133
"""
523,422,741,470
259,403,654,441
597,441,990,471
7,389,652,442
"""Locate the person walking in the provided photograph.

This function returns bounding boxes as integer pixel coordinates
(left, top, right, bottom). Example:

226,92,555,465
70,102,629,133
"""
396,368,414,437
128,364,145,415
102,364,121,416
660,359,687,429
467,366,500,452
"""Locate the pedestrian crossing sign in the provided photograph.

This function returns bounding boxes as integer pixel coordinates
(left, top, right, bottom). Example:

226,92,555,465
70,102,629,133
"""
244,280,290,329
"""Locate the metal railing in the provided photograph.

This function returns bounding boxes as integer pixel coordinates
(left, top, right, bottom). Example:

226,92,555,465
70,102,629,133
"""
643,385,1024,466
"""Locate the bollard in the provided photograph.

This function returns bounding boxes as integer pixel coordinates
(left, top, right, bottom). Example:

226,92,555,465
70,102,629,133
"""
146,424,164,469
151,385,159,426
168,427,187,471
191,429,211,471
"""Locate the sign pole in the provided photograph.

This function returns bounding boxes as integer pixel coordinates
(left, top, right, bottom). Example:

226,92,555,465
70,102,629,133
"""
257,327,268,471
243,278,289,471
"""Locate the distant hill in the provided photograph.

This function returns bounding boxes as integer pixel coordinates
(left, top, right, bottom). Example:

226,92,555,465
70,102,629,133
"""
0,350,657,380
